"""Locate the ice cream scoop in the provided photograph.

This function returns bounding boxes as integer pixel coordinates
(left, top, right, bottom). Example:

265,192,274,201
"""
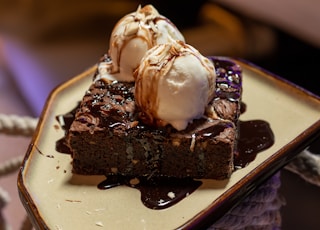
106,4,185,82
134,40,216,131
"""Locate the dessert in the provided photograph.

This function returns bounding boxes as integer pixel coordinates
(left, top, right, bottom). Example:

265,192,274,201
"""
67,57,241,179
65,5,242,180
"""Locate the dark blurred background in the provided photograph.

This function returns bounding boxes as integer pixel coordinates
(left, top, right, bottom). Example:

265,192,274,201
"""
0,1,319,229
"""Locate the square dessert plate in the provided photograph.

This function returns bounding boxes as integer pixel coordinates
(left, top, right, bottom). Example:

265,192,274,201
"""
18,58,320,229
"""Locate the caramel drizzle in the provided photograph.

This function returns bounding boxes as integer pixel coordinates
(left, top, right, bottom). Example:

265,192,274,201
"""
109,5,181,74
134,41,215,128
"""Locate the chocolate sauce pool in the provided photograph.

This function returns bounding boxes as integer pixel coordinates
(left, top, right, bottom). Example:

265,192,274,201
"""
56,109,274,210
236,120,274,168
97,176,202,210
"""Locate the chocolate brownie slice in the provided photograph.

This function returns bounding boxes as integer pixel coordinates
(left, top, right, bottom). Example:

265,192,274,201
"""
67,57,242,179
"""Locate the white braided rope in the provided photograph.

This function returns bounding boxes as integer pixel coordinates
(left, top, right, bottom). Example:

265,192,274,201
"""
0,186,10,230
0,187,9,210
0,114,38,137
285,148,320,187
0,114,37,230
0,155,24,230
0,155,24,177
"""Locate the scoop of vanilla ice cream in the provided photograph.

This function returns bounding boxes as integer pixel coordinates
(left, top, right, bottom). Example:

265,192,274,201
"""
134,40,216,131
107,5,185,82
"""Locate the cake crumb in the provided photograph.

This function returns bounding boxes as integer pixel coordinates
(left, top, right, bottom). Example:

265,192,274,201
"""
95,221,104,227
55,225,62,230
94,208,106,212
167,191,175,199
132,159,139,164
171,138,181,147
130,177,140,185
57,115,65,127
111,167,118,173
65,199,81,203
190,134,196,152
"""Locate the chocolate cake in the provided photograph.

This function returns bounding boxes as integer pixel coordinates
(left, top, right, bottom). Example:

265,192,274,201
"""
67,57,242,180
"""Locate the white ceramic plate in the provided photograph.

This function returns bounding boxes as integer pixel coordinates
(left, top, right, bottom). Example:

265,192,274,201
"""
18,58,320,229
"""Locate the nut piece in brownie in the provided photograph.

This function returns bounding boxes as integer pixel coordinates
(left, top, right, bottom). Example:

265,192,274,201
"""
67,57,242,179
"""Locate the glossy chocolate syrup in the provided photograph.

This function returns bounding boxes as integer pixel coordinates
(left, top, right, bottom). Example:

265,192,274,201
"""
235,120,274,168
55,58,274,210
98,176,202,210
56,107,274,210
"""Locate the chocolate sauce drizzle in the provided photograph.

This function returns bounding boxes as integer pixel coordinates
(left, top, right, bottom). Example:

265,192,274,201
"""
55,57,275,210
56,109,274,210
